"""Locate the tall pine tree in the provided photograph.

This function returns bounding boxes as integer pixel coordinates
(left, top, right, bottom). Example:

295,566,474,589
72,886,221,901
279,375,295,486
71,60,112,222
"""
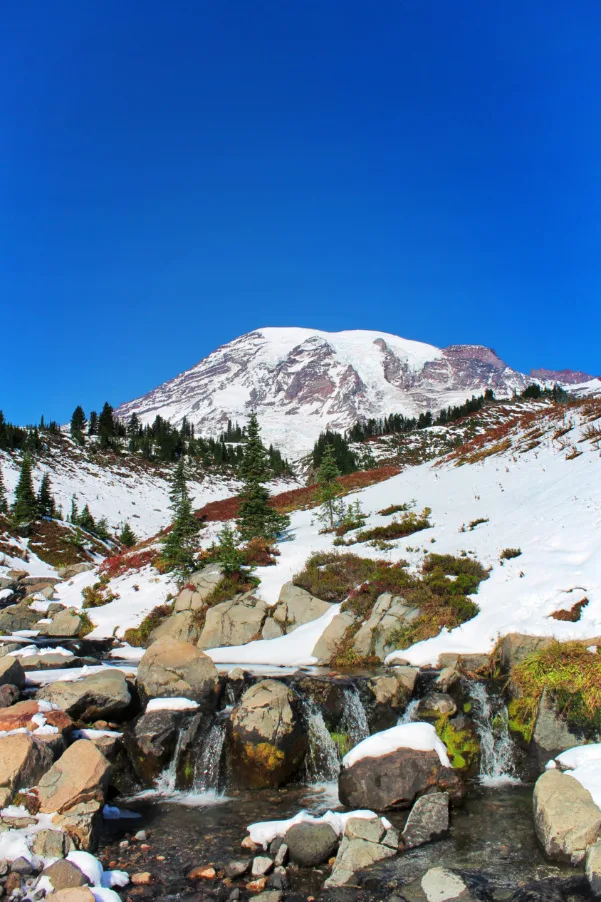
88,412,98,436
119,522,138,548
70,406,87,442
12,454,39,523
0,461,7,514
316,443,344,530
160,458,200,581
98,402,116,448
237,413,289,542
37,472,55,518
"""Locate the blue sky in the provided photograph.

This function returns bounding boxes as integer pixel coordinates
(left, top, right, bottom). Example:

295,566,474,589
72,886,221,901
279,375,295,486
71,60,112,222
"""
1,1,600,425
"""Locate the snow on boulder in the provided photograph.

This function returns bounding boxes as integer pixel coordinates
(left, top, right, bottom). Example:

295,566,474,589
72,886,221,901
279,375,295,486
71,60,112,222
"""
247,808,382,849
339,723,462,811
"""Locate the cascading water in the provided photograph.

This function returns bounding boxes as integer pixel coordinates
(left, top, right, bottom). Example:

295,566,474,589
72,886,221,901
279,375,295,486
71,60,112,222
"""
398,698,420,725
340,686,370,745
301,699,340,784
468,681,518,785
193,716,228,793
155,728,187,795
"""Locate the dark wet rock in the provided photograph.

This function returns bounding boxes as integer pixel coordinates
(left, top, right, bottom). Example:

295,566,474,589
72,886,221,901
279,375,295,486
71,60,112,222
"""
532,689,584,767
508,876,589,902
123,709,181,786
291,674,345,729
402,791,449,849
339,746,463,810
285,821,338,866
10,856,33,875
366,668,417,731
228,680,307,788
587,840,601,897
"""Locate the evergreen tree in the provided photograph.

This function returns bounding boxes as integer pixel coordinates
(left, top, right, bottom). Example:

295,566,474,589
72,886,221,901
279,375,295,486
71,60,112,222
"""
160,459,200,580
98,402,116,448
316,443,344,530
0,461,7,514
77,504,96,532
119,521,138,548
237,413,290,542
94,517,111,541
88,412,98,436
70,496,79,524
12,454,39,523
37,472,55,518
215,524,245,575
70,406,87,442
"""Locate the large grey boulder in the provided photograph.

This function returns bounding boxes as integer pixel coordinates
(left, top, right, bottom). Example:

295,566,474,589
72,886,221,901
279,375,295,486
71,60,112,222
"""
284,821,338,866
339,746,462,811
532,688,583,766
0,601,41,633
37,668,131,721
352,592,421,660
533,769,601,863
311,611,357,664
57,563,95,580
272,583,332,633
39,608,87,638
187,564,224,598
149,611,201,645
197,594,268,649
0,734,53,791
228,679,307,788
325,817,397,888
402,792,449,849
137,637,219,706
0,655,25,688
123,709,181,786
42,859,90,891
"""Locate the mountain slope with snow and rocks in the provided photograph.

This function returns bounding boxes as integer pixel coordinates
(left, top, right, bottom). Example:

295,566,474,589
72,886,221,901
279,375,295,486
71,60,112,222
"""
116,327,578,458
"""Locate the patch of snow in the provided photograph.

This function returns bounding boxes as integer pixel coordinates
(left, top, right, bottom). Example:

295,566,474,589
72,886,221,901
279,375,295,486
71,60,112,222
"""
342,723,451,769
145,697,200,712
247,808,381,849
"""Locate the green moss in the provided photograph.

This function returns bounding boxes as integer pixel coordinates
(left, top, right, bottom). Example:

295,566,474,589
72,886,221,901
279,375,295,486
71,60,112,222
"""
78,611,95,638
330,732,352,757
463,702,472,713
507,698,537,743
435,716,480,772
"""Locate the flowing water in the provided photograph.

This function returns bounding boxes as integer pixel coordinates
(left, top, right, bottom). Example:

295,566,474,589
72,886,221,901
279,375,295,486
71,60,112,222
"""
340,685,370,744
154,728,188,796
468,681,519,785
302,698,341,784
398,698,420,724
192,715,228,793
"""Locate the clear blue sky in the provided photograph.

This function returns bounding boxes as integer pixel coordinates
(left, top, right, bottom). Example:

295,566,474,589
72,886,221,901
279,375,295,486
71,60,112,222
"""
2,1,600,425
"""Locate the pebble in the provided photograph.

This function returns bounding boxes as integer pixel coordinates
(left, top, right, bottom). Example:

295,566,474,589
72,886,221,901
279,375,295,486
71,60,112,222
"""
131,872,153,885
134,830,147,842
274,843,288,867
119,840,130,849
155,855,165,861
140,843,151,851
241,836,259,851
246,876,267,892
224,860,251,878
252,856,273,877
188,866,217,880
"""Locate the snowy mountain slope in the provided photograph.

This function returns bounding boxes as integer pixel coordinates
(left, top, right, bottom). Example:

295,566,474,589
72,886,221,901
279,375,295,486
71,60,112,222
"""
116,328,544,458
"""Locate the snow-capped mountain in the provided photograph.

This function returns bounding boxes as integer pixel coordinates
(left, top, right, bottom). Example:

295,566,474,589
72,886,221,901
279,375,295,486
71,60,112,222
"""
116,327,567,457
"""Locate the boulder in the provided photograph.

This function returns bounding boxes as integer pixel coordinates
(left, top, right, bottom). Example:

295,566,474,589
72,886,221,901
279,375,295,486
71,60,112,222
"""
261,618,284,640
339,746,462,811
421,867,475,902
402,792,449,849
173,586,207,613
291,674,345,728
351,593,421,660
136,638,219,706
418,692,458,719
39,608,86,638
0,642,22,657
21,576,61,588
325,817,397,888
532,688,583,766
366,668,417,731
149,611,201,645
47,890,96,902
533,769,601,863
0,700,73,736
498,634,554,671
587,840,601,898
311,611,356,664
0,734,53,790
188,564,224,595
19,652,78,671
42,859,89,890
197,595,268,649
57,563,95,580
52,799,104,851
0,683,20,707
36,739,111,814
273,583,332,632
32,828,74,859
284,821,338,866
0,655,25,688
0,601,41,633
124,709,181,785
37,669,132,721
228,679,307,788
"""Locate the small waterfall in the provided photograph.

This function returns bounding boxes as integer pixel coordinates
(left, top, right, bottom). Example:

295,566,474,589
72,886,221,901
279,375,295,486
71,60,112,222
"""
193,717,227,793
468,681,518,785
398,698,420,725
341,686,370,745
155,728,187,795
302,699,340,784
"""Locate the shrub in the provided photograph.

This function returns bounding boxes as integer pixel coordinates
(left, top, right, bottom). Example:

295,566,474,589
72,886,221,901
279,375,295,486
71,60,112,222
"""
350,509,432,544
467,517,489,530
377,503,411,516
243,537,279,567
293,552,383,602
123,604,174,647
500,548,521,560
100,549,157,580
204,572,259,607
82,582,119,609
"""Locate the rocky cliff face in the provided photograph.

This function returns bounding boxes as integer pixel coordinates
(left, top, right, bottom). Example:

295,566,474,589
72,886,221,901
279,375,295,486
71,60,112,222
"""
115,327,554,457
530,367,594,385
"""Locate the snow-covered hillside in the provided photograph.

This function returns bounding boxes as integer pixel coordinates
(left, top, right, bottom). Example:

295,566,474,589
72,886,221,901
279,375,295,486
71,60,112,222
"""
116,327,554,458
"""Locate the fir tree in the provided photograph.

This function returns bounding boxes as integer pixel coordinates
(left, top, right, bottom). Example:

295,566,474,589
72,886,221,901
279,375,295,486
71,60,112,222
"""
37,472,55,518
160,458,200,580
94,517,111,541
98,402,116,448
78,504,96,532
237,413,289,542
215,524,245,575
70,496,79,524
12,454,39,523
316,443,344,531
88,411,98,436
119,521,138,548
70,406,87,442
0,461,7,514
